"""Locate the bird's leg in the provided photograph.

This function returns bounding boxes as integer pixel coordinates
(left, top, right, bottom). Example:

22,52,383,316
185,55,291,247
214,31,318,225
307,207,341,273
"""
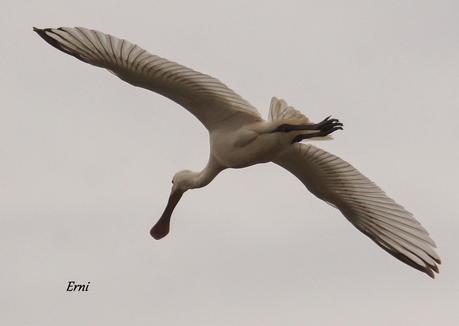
272,123,317,132
272,116,343,134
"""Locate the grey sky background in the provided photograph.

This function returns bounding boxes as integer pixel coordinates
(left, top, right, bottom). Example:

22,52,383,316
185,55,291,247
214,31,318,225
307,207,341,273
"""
1,0,459,325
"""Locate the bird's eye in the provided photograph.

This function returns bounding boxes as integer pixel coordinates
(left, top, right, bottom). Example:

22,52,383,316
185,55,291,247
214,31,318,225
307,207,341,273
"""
171,179,174,184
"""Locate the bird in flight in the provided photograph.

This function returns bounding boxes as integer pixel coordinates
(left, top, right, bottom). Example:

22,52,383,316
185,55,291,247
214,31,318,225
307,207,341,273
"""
34,27,440,278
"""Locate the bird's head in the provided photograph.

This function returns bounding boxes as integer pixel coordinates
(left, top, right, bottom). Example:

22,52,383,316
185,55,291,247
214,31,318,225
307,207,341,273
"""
171,169,197,192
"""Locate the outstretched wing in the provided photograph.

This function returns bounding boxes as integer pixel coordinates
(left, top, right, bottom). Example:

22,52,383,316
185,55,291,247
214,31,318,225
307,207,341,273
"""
34,27,262,131
273,143,441,278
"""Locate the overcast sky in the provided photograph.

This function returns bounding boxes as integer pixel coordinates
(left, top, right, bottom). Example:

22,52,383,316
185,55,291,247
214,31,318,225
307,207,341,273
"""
2,0,459,325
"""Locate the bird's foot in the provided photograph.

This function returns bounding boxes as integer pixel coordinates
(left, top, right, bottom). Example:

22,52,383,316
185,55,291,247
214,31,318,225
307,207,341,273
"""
315,116,343,135
291,116,343,143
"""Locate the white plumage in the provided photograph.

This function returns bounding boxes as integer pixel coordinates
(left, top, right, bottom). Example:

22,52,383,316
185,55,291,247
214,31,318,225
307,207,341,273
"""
35,26,440,278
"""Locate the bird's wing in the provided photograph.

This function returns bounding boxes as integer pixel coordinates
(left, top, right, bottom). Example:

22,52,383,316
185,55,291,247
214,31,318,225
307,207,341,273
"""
272,143,441,278
34,27,262,131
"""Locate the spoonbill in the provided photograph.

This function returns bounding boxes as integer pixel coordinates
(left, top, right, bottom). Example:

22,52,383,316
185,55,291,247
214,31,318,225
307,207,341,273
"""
34,26,441,278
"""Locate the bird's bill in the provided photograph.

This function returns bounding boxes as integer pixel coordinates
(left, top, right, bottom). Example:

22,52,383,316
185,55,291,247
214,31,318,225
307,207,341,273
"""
150,188,183,240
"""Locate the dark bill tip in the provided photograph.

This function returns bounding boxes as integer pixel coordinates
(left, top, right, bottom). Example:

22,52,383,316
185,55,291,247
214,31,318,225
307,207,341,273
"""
150,222,169,240
150,189,183,240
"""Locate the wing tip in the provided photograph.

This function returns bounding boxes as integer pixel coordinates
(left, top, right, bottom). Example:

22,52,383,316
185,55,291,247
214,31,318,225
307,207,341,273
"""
361,228,441,279
386,244,440,279
33,26,88,63
33,26,63,50
33,26,48,37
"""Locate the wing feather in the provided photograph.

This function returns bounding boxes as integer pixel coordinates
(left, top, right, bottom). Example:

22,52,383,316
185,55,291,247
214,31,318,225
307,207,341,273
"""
34,26,262,130
273,143,441,278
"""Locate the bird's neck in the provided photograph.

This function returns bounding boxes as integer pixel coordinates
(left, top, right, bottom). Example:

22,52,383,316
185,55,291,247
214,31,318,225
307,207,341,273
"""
191,157,223,189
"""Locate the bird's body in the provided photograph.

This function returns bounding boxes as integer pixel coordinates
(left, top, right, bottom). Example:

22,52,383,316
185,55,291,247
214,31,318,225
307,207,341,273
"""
35,26,441,278
211,122,288,168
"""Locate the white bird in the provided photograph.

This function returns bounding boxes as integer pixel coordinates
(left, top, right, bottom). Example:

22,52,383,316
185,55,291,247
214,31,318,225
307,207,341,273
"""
34,26,441,278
